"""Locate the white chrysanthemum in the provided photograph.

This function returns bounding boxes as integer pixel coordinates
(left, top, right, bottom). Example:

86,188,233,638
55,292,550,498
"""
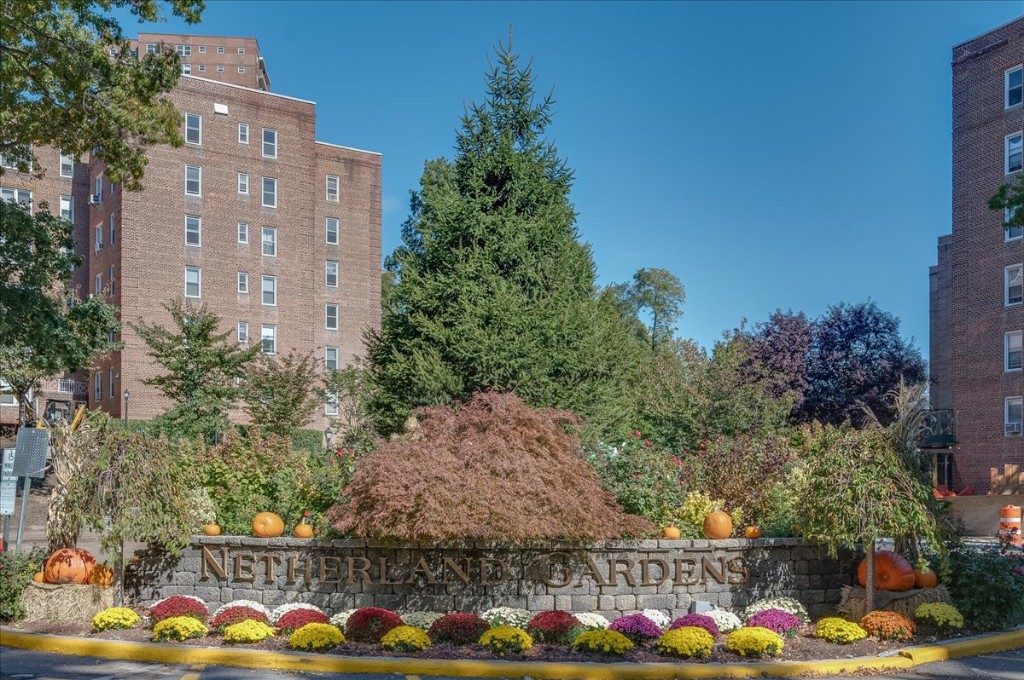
271,602,324,624
150,594,207,610
743,597,809,623
574,612,610,630
400,611,445,630
706,609,743,633
212,600,272,620
330,609,357,629
481,606,532,629
640,609,670,630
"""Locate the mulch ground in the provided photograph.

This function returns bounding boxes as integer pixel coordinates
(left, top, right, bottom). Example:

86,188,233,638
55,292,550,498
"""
5,620,977,665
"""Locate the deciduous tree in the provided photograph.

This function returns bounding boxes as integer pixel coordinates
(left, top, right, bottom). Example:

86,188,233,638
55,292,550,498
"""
242,351,321,438
611,268,686,352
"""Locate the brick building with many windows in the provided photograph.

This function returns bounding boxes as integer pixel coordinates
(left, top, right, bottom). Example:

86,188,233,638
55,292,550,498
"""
929,17,1024,493
1,34,381,433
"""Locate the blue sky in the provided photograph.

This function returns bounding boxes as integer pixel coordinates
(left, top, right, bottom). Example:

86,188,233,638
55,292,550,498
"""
120,1,1023,353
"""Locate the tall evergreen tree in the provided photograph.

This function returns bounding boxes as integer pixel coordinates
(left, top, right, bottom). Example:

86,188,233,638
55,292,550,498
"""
369,40,642,436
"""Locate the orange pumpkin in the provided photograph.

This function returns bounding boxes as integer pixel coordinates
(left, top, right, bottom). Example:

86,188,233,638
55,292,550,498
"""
702,510,733,539
661,526,681,539
294,523,314,538
744,525,762,539
252,512,285,538
856,550,916,591
203,523,222,536
914,567,938,589
32,572,44,583
43,548,97,584
89,564,115,587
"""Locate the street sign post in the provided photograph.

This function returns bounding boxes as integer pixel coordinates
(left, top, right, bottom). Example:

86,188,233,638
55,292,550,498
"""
1,448,16,548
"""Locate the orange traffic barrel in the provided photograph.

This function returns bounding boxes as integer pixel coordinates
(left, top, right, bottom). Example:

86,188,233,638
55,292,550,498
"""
999,505,1022,546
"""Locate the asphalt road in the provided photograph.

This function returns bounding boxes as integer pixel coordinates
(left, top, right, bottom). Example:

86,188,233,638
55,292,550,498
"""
1,646,1022,680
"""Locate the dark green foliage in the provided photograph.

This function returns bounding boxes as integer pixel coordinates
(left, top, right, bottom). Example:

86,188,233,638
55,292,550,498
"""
291,428,324,453
0,548,46,622
132,300,258,443
368,40,643,437
1,0,204,189
989,175,1024,236
241,351,321,438
944,543,1024,631
609,268,685,352
587,432,683,525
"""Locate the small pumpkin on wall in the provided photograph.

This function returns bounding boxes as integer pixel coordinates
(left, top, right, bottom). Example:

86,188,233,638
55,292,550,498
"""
914,566,938,589
743,525,762,539
203,523,221,536
661,526,681,539
702,510,733,539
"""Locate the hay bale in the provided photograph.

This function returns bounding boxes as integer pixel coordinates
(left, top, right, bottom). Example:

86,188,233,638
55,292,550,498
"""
837,585,952,620
20,582,113,623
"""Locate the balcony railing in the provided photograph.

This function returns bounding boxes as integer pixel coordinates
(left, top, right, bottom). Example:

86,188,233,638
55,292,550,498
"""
50,379,87,396
917,409,956,448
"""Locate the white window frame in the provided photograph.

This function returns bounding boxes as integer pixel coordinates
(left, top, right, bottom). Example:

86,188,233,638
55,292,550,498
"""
237,66,246,73
325,260,339,287
185,113,202,145
94,273,103,295
261,275,277,306
181,63,192,75
1007,396,1023,436
197,64,206,72
1007,206,1023,241
261,227,277,256
185,266,202,298
109,213,116,243
1007,331,1023,372
262,128,277,159
238,222,249,243
326,303,338,331
238,46,246,55
326,217,339,245
1007,133,1023,175
261,324,276,354
261,177,277,207
94,373,102,402
238,172,249,195
95,224,103,252
326,175,339,202
216,46,225,54
146,43,157,55
108,265,115,296
237,321,249,344
176,44,191,57
185,215,201,246
185,164,202,196
109,368,115,399
1,187,33,208
325,392,339,416
1007,264,1024,306
238,123,249,144
59,195,73,221
216,65,225,73
325,346,338,371
237,271,249,293
60,154,74,178
95,176,103,203
1007,66,1023,109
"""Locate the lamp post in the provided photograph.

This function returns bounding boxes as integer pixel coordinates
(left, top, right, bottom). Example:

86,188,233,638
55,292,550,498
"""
122,389,129,423
324,426,334,463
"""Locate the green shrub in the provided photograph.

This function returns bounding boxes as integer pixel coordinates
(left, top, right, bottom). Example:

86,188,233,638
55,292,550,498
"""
656,626,714,659
478,626,533,656
290,428,324,453
944,545,1024,631
725,626,784,658
586,433,683,525
0,548,45,622
814,617,867,644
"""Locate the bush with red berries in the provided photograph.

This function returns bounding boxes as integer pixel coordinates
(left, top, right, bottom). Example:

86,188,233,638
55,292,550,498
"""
427,613,490,645
276,608,331,633
526,610,581,644
345,607,404,643
149,596,209,623
210,606,270,633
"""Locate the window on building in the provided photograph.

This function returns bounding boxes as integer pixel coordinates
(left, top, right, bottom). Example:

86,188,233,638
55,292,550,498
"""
108,265,115,296
325,260,338,287
1008,66,1023,109
326,304,338,330
185,113,201,144
216,46,225,54
94,176,103,203
1007,206,1023,241
198,45,206,54
325,392,339,416
197,64,206,72
94,373,102,402
109,213,116,243
261,275,277,306
262,128,277,158
175,44,191,57
1,187,32,208
238,123,249,144
326,174,339,202
185,215,201,246
95,225,103,252
216,65,225,72
261,324,276,354
237,321,249,344
262,177,277,207
1008,331,1023,372
94,273,102,295
238,222,249,243
1007,397,1024,436
238,172,249,195
146,43,157,55
1008,133,1023,174
261,226,276,256
60,195,72,221
185,266,201,298
1008,264,1024,306
60,154,74,178
326,217,339,245
237,66,246,73
237,271,249,293
325,346,338,371
185,165,201,196
109,368,115,398
181,63,192,75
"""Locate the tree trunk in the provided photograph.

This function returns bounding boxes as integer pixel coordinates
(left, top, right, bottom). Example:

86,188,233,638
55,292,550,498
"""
865,540,877,613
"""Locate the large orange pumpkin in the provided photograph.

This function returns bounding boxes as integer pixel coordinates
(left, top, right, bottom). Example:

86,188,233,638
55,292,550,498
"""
702,511,733,539
252,512,285,538
88,564,115,587
856,550,915,591
914,567,938,589
43,548,97,584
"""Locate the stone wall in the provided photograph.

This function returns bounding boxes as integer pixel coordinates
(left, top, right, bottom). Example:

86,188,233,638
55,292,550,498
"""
126,537,859,619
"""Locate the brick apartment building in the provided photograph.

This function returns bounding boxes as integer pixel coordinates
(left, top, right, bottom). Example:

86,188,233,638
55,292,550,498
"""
929,17,1024,493
1,34,382,435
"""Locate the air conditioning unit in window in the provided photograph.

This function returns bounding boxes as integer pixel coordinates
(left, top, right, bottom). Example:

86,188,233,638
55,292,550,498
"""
89,193,101,204
1007,422,1023,435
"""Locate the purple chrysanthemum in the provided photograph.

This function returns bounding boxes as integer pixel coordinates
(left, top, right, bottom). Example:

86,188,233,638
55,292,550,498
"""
668,613,720,636
746,608,803,635
609,613,662,643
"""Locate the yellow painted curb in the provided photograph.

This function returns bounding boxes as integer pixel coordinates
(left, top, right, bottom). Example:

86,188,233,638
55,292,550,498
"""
1,627,1022,679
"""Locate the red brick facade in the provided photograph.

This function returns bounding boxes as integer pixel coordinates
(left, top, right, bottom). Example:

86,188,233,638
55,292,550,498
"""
932,17,1024,492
